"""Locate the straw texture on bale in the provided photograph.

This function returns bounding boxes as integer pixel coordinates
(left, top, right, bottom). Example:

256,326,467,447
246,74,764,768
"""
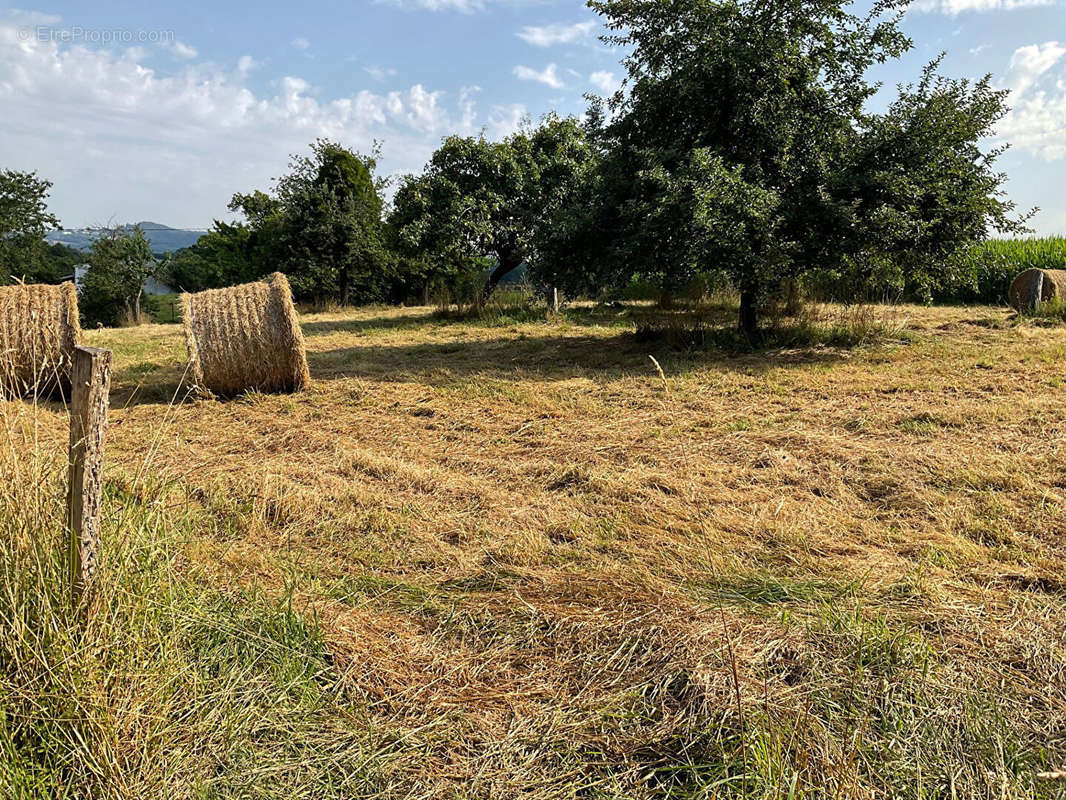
1008,268,1066,311
0,281,81,396
181,272,310,397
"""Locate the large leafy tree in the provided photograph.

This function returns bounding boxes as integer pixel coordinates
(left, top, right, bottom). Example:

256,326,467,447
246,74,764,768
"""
0,170,61,284
390,115,596,307
274,141,392,303
222,141,391,303
80,226,157,326
522,116,600,294
829,59,1028,301
576,0,1025,332
390,135,531,307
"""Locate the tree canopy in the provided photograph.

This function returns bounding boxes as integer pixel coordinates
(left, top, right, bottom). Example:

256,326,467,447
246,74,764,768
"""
169,141,392,303
389,115,596,307
2,2,1036,328
556,0,1027,331
80,226,157,326
0,169,62,284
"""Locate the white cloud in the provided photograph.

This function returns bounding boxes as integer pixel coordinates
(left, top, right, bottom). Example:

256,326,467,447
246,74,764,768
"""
997,42,1066,160
458,85,481,134
291,37,310,50
589,70,619,94
1000,93,1066,159
5,9,62,25
516,21,596,47
911,0,1051,13
1003,41,1066,95
364,65,397,82
237,55,259,75
0,19,516,226
486,104,528,139
376,0,485,11
513,62,564,89
164,40,198,60
391,84,447,132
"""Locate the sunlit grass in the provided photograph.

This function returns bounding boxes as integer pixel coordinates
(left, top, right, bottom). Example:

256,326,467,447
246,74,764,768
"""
2,300,1064,796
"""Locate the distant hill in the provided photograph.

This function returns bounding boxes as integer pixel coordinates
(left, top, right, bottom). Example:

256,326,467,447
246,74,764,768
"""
46,222,206,254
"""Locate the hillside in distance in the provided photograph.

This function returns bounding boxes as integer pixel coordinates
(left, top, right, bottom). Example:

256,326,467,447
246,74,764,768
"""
46,222,206,254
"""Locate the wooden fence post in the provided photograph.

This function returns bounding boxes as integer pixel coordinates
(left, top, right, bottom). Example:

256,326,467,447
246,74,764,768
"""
67,345,111,609
551,287,560,314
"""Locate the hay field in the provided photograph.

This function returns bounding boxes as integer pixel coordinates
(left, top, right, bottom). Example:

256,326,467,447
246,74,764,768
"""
3,301,1066,798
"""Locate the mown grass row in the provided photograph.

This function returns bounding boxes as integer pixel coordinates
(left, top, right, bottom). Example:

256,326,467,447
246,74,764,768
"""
2,427,1060,795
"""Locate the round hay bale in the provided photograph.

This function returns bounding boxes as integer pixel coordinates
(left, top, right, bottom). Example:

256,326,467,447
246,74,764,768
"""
181,272,310,397
0,281,81,397
1008,268,1066,311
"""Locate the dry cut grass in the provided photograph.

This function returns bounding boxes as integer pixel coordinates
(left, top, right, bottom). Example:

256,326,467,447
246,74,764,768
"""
2,299,1065,798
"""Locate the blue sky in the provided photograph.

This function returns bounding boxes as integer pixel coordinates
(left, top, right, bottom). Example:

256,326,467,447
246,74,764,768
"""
1,0,1063,234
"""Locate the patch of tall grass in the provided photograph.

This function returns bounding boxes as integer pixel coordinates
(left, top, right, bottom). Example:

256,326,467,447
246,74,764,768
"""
0,409,392,798
1018,295,1066,325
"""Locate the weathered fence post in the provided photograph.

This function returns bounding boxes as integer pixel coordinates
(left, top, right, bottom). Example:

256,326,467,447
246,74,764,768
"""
551,287,560,314
67,345,111,609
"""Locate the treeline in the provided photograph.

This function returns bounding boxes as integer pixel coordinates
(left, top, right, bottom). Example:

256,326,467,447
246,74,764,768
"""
165,120,593,310
165,0,1031,332
1,0,1048,331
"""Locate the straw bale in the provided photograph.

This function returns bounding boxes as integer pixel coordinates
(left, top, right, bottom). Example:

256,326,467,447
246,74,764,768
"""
181,272,310,397
0,281,81,396
1008,269,1066,311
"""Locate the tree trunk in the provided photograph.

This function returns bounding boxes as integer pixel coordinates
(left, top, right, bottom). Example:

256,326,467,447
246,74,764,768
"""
784,279,802,316
134,288,143,324
738,284,759,335
476,258,520,310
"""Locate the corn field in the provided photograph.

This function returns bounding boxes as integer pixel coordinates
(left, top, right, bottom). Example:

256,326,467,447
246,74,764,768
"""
945,236,1066,304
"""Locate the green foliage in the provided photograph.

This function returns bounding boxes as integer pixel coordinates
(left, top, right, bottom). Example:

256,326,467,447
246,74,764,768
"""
173,141,392,303
389,115,596,307
818,59,1030,302
0,169,61,284
564,0,1025,331
144,293,182,324
37,242,83,284
938,236,1066,304
271,140,393,303
162,221,258,292
80,226,157,326
390,134,530,306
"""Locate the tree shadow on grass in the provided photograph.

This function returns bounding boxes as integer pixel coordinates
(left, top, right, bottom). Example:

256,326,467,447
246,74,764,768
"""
300,311,441,337
103,305,870,405
299,304,672,338
105,361,195,409
309,327,853,386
